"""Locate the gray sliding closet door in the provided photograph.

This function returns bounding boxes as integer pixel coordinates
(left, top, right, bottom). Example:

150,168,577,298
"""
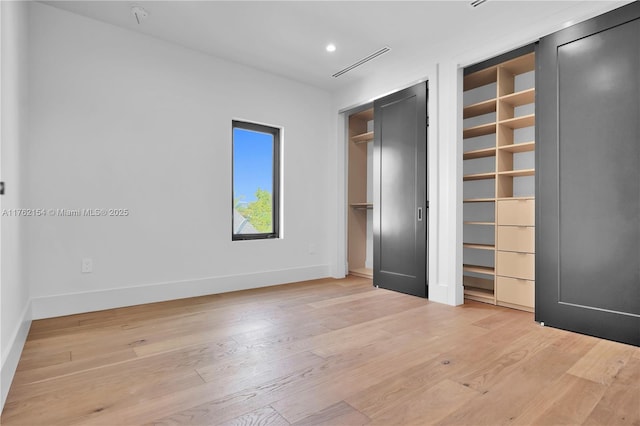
536,2,640,346
373,82,428,298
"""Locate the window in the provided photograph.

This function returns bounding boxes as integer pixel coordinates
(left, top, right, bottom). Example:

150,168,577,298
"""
232,120,280,240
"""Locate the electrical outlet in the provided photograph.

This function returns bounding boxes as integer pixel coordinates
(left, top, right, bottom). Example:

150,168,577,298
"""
82,258,93,273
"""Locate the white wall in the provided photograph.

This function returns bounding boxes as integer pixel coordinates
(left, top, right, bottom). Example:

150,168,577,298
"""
1,0,31,410
26,3,333,319
332,1,629,306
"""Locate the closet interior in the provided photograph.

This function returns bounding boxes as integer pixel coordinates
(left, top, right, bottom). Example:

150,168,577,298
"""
462,50,536,312
347,107,374,278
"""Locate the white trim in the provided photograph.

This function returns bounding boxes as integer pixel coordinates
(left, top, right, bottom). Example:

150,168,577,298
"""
1,300,32,411
31,265,331,320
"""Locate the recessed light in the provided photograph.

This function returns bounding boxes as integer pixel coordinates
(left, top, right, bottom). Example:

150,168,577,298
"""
326,44,337,53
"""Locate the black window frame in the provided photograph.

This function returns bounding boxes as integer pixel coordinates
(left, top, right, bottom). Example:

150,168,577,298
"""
231,120,281,241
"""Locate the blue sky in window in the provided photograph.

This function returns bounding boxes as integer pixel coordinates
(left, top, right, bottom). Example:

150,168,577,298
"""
233,128,273,205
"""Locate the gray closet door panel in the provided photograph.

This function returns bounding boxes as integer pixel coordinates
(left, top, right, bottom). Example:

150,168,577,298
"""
557,20,640,314
379,95,418,276
373,82,428,298
536,1,640,346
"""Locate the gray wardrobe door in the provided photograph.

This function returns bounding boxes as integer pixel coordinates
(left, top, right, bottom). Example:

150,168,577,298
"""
373,82,428,298
536,2,640,346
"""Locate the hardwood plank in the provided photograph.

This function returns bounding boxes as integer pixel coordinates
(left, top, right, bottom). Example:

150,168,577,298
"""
517,374,607,425
583,356,640,425
346,350,474,419
567,338,636,385
16,350,71,371
437,331,599,425
369,379,478,425
292,401,370,426
195,351,325,385
217,406,290,426
11,348,138,387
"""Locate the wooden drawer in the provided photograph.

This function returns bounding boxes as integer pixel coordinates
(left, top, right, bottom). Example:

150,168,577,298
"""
496,251,535,280
497,276,534,308
497,199,534,226
497,226,534,253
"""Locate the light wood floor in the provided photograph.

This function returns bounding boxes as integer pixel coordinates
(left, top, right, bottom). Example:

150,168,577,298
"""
2,276,639,425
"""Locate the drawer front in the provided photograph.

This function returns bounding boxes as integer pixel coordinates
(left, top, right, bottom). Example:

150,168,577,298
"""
497,226,534,253
497,199,535,226
497,276,534,308
497,251,535,280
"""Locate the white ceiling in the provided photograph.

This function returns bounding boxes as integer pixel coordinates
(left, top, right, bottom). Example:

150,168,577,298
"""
42,1,630,92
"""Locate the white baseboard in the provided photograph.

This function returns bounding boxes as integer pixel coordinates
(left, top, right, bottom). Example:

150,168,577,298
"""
1,300,32,412
31,264,331,320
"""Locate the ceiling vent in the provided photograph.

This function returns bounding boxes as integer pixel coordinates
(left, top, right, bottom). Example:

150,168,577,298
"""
470,0,488,7
332,47,391,78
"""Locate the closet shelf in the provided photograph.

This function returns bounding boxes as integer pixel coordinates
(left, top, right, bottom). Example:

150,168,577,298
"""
500,52,535,76
350,202,373,210
464,66,498,91
500,88,535,107
498,169,535,178
499,141,535,153
463,147,496,160
500,114,535,129
496,196,535,201
463,123,497,139
351,131,374,144
463,197,495,203
464,286,495,303
464,221,495,226
463,264,495,275
352,109,374,122
463,243,495,250
463,99,497,119
463,172,496,181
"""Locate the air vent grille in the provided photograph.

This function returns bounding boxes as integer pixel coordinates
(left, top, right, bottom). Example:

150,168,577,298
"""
332,47,391,78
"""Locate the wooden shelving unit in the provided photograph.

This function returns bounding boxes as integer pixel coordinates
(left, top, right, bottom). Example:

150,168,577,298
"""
347,108,374,279
462,50,536,311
